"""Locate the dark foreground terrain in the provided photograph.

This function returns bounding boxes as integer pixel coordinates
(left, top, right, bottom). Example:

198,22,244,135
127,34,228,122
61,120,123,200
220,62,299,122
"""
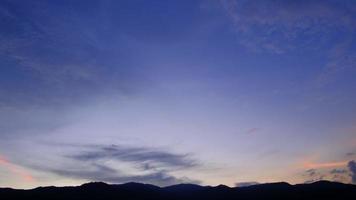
1,180,355,200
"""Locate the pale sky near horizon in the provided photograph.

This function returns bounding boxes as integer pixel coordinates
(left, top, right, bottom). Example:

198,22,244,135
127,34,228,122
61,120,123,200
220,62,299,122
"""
0,0,356,189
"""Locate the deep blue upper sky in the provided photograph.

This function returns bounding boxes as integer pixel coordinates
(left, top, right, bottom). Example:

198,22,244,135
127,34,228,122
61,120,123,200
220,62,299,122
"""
0,0,356,188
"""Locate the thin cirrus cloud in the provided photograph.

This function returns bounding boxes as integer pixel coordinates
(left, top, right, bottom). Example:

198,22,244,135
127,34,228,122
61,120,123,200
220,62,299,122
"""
220,0,356,87
302,161,348,169
220,0,356,52
0,0,146,108
1,0,356,188
0,154,34,183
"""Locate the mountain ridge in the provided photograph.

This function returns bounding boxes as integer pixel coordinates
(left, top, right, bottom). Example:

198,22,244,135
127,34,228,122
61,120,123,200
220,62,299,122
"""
1,180,355,200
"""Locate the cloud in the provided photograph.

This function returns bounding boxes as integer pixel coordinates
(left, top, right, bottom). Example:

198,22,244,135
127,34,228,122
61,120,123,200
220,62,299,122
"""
329,168,349,183
348,160,356,184
302,163,354,184
315,40,356,87
305,169,317,176
219,0,356,87
48,165,199,187
69,144,198,170
304,169,326,183
347,152,355,156
220,0,356,53
235,182,259,187
0,1,145,108
28,144,201,186
0,154,34,182
302,161,348,169
330,169,348,174
303,169,326,183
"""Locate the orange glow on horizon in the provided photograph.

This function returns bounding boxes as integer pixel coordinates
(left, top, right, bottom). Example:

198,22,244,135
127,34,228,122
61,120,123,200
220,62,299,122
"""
302,161,348,169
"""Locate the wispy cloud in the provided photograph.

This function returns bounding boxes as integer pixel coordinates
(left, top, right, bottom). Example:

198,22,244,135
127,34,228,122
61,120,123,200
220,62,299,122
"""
0,1,145,108
315,40,356,87
220,0,356,53
48,166,199,187
346,152,355,157
69,144,198,170
330,169,348,174
305,169,317,177
28,144,201,186
0,154,34,183
302,160,356,184
220,0,356,87
303,170,325,183
302,161,348,169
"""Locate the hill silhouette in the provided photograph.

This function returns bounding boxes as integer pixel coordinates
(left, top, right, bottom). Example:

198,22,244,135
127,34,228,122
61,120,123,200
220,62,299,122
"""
0,180,355,200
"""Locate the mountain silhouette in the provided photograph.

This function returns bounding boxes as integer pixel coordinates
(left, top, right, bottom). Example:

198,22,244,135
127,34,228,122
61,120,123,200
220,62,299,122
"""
0,180,355,200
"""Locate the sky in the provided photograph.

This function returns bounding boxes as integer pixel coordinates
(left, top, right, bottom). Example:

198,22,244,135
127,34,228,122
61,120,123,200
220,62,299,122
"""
0,0,356,189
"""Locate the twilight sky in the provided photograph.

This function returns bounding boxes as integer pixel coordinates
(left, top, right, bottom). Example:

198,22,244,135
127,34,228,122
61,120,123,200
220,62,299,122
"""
1,0,356,189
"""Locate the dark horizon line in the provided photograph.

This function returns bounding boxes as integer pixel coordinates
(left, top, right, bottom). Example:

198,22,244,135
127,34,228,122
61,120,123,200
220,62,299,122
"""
1,180,354,190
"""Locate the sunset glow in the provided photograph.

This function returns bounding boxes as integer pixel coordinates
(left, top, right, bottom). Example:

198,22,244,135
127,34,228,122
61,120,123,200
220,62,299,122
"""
0,0,356,189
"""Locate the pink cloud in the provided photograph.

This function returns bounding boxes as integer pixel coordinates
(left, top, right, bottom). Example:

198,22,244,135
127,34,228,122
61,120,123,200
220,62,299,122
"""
0,154,34,182
302,161,347,169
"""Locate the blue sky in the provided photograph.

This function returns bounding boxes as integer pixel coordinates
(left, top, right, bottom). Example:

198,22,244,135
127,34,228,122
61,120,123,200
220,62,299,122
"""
0,0,356,188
